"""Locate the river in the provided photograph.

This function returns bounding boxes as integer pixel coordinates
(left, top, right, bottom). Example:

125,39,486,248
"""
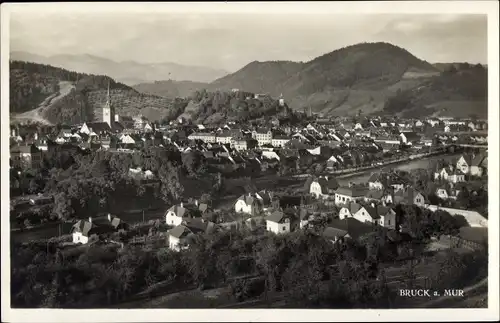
336,153,461,186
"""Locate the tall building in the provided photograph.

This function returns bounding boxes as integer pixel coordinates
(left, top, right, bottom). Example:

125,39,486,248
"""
102,81,115,129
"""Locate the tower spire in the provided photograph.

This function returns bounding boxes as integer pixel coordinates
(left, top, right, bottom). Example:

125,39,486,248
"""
106,80,110,105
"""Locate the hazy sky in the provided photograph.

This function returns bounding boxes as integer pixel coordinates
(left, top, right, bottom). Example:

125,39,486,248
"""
9,11,487,72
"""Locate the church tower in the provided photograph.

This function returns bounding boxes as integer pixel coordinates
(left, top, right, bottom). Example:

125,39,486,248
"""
102,81,115,129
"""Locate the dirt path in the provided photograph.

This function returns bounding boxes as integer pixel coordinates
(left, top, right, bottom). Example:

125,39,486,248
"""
12,81,75,125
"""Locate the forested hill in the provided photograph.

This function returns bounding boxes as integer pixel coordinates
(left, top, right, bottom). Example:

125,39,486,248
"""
203,42,487,118
9,61,175,125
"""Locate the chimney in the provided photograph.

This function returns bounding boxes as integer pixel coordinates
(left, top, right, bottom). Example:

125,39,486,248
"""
371,202,375,208
107,213,112,221
195,199,199,206
34,132,38,141
115,115,120,122
180,202,184,208
88,217,92,223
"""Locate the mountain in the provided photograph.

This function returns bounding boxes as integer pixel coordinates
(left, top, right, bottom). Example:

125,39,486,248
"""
10,51,230,85
9,61,177,125
132,80,209,98
204,42,487,118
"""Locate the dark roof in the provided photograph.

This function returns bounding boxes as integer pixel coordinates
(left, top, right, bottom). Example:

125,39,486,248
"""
86,122,112,133
166,204,189,218
324,218,373,240
317,176,339,191
168,225,193,239
266,211,287,223
365,190,384,200
335,186,368,197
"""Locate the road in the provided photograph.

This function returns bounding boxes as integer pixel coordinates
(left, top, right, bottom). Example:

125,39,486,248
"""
12,81,75,125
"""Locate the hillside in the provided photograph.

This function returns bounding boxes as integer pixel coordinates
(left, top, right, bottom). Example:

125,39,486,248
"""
10,51,230,85
133,80,209,98
207,42,487,118
9,61,175,125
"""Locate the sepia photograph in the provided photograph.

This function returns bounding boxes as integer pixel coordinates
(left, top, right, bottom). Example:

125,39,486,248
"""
1,1,499,322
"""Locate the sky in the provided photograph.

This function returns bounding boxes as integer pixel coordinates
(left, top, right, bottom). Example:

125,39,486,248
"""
8,8,488,72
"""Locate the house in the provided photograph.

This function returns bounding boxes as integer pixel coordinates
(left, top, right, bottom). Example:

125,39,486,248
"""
448,169,466,183
71,214,127,244
231,138,251,151
470,154,487,177
188,132,217,143
338,202,362,220
299,209,313,229
364,189,394,204
436,187,458,200
334,186,368,206
234,193,267,216
309,176,339,198
399,132,421,145
394,187,425,207
165,202,200,226
322,218,373,244
252,128,273,146
216,131,233,144
10,144,43,169
368,172,407,191
352,204,396,229
168,218,216,251
266,211,292,234
271,135,291,148
434,167,452,181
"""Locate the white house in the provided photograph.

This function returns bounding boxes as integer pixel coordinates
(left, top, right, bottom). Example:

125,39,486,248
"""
271,136,291,148
352,204,396,230
71,214,127,244
335,186,368,206
309,176,339,199
338,202,362,220
266,211,291,234
252,128,273,146
120,134,136,144
234,193,262,216
165,202,189,226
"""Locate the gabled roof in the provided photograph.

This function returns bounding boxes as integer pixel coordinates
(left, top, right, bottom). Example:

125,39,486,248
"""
166,204,189,218
316,176,339,191
325,218,373,240
266,211,288,223
86,122,112,133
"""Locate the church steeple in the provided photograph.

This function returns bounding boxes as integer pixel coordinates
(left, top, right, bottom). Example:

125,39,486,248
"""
102,80,114,129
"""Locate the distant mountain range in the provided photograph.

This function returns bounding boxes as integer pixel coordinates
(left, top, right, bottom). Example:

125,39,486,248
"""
10,51,230,85
132,42,488,119
10,42,488,121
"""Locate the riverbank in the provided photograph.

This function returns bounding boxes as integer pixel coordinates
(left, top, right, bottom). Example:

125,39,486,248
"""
293,147,458,180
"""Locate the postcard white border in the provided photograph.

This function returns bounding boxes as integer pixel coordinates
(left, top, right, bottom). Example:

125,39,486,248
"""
1,1,499,322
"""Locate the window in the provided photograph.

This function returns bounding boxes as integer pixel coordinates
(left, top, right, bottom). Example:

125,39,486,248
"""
283,226,286,231
388,219,391,225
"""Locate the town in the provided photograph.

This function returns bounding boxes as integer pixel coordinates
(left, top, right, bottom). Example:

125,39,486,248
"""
10,87,488,309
